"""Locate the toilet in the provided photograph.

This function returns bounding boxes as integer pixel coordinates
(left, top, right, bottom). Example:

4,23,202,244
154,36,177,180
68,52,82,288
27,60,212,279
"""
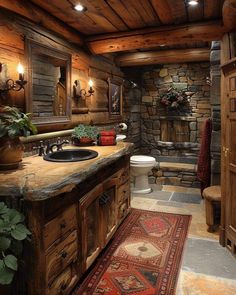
130,155,156,194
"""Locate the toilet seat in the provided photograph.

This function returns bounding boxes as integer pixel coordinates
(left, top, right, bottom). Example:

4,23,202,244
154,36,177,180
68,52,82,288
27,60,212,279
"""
130,155,156,165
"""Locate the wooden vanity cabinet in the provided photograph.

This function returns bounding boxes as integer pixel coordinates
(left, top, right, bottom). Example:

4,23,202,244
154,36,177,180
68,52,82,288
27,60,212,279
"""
26,157,130,295
27,203,80,295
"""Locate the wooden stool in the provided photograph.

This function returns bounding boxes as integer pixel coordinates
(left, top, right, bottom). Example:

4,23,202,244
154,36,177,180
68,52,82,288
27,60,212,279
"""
202,186,221,232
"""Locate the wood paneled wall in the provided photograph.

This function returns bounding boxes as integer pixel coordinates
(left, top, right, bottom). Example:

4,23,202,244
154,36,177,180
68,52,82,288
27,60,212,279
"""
0,10,124,133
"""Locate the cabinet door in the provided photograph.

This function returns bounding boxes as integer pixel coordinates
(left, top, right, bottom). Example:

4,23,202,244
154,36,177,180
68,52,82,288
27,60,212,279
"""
79,184,103,271
100,177,119,246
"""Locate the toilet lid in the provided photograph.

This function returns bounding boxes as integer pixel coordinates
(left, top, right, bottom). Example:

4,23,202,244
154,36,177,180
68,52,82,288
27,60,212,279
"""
130,155,156,164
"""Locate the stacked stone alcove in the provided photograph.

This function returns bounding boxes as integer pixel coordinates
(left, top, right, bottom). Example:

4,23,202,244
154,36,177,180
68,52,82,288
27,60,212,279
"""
123,52,221,188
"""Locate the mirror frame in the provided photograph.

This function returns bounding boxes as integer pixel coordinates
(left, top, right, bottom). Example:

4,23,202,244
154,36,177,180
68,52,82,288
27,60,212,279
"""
25,38,71,126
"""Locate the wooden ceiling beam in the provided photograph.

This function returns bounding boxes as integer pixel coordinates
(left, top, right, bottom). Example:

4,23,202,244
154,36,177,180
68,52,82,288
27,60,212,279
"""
86,21,226,54
223,0,236,31
0,0,83,46
115,48,210,67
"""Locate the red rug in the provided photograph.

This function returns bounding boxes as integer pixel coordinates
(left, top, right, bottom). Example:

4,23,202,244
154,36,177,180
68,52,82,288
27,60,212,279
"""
75,209,191,295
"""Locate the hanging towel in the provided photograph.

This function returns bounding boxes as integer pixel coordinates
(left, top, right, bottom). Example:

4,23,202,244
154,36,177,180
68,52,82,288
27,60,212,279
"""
197,118,212,196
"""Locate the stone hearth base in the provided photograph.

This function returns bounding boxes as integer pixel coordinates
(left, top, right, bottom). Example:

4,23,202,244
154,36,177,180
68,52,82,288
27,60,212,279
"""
150,162,200,188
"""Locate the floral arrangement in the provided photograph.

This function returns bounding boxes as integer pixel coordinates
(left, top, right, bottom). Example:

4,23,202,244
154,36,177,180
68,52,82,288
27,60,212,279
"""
159,87,191,109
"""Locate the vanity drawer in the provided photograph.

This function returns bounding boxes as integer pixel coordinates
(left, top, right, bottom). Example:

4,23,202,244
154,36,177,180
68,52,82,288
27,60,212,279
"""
118,199,130,222
43,205,77,249
117,181,130,204
46,230,78,285
117,165,130,186
47,265,77,295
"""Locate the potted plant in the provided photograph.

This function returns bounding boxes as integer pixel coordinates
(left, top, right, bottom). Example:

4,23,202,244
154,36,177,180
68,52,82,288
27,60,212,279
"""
72,124,98,145
0,106,37,169
0,202,31,293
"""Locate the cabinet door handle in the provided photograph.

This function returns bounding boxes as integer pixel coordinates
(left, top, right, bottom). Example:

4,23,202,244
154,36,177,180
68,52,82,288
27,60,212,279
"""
223,146,229,157
60,251,68,259
60,283,67,290
99,193,110,205
60,221,66,229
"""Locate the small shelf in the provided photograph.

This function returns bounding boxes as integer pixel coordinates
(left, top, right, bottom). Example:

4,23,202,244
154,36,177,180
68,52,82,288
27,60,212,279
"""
156,141,199,149
158,115,196,121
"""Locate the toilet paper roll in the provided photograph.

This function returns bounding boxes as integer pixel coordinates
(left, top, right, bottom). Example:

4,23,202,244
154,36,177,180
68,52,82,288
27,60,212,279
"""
119,123,127,130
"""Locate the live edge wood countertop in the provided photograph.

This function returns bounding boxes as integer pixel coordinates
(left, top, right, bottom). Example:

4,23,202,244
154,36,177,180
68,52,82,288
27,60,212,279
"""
0,142,133,201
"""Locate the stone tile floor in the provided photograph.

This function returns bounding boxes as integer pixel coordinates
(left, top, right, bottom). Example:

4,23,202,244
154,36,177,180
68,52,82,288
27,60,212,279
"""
131,184,236,295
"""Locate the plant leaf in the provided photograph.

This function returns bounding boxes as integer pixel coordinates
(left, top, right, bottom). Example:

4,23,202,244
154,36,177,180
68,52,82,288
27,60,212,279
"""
2,209,24,225
0,124,7,138
0,237,11,251
11,223,31,240
0,260,15,285
0,202,9,215
0,106,37,138
3,255,18,271
0,219,12,232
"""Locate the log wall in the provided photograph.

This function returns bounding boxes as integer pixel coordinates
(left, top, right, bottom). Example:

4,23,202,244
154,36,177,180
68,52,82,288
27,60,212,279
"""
0,10,124,134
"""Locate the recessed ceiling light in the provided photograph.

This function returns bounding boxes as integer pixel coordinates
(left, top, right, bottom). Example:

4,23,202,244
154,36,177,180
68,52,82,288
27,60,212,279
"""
188,0,199,6
74,4,87,12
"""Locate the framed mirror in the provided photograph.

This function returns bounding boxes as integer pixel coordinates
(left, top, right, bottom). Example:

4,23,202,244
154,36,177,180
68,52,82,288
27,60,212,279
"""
25,39,71,125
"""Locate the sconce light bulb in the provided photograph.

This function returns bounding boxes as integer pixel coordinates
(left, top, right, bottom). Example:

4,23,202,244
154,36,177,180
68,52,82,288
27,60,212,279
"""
17,63,24,74
88,79,93,87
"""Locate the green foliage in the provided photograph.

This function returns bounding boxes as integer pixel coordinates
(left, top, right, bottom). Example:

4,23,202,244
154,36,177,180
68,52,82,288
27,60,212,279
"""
72,124,98,140
0,106,37,139
0,202,31,285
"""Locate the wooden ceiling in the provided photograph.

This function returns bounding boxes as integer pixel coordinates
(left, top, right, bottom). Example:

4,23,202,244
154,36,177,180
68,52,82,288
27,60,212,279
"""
26,0,227,65
30,0,224,36
2,0,231,66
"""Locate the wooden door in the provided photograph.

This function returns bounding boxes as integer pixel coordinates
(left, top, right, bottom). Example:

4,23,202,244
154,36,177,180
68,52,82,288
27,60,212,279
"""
221,52,236,257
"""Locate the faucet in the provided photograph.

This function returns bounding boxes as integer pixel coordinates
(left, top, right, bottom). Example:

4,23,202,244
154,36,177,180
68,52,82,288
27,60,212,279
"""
34,138,69,156
47,137,69,153
33,141,45,156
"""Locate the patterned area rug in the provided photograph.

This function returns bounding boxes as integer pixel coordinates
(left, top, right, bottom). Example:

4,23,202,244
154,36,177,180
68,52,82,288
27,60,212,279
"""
75,209,191,295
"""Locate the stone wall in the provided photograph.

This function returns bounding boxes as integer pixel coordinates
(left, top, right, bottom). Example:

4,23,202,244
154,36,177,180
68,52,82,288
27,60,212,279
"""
123,62,211,187
123,86,142,152
122,70,143,152
140,62,211,160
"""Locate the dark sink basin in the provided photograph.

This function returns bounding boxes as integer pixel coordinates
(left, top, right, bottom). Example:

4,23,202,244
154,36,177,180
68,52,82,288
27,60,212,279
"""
43,149,98,162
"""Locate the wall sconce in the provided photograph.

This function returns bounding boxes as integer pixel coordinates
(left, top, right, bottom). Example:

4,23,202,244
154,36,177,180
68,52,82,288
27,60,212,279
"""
73,79,94,100
0,63,27,97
